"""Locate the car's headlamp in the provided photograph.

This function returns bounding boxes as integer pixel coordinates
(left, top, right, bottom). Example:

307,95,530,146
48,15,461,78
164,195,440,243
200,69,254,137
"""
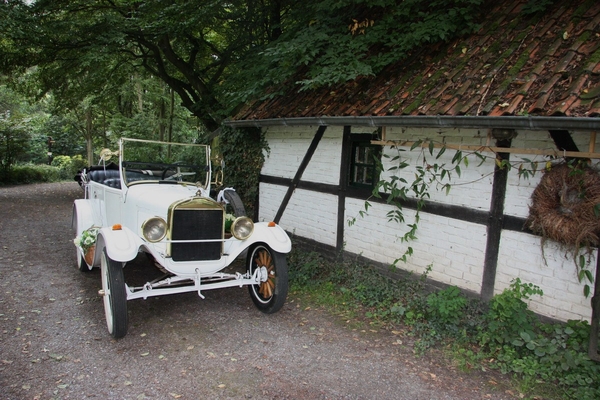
231,217,254,240
142,217,167,242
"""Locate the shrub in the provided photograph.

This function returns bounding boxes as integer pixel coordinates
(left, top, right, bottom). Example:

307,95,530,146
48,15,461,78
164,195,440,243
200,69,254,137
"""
478,278,542,350
51,154,87,180
426,285,467,327
0,163,62,185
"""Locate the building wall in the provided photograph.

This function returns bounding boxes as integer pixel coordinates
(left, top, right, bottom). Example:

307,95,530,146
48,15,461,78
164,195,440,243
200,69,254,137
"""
259,125,598,322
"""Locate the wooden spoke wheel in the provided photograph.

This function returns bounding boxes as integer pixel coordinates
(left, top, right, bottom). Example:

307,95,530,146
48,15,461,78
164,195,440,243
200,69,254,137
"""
247,244,288,313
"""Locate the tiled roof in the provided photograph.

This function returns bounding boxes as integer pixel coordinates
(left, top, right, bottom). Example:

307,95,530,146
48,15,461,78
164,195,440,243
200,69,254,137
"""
235,0,600,121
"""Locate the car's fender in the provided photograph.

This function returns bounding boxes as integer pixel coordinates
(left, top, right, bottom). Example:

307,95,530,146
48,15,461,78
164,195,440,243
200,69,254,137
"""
226,222,291,260
251,222,292,253
94,226,142,264
72,199,96,235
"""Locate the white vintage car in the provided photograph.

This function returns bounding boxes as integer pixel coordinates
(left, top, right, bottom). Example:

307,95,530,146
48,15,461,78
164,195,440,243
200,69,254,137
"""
72,138,291,338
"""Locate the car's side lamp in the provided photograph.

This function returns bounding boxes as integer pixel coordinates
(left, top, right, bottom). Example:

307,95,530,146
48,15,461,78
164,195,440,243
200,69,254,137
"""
268,221,276,227
112,224,122,230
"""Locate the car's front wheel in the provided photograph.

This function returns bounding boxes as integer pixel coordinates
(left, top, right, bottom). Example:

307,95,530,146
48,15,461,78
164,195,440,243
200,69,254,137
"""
100,248,128,338
247,244,288,313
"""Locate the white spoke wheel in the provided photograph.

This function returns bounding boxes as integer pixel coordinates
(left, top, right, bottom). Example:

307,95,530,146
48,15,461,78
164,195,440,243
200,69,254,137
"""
247,245,288,313
100,248,128,338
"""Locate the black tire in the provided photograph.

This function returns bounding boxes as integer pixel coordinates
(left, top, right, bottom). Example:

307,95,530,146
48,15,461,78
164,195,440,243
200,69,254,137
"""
75,248,90,272
223,190,246,217
72,211,90,272
100,248,128,339
247,244,288,313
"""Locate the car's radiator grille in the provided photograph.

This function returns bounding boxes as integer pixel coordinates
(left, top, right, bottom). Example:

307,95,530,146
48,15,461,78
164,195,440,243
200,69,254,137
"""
170,208,223,261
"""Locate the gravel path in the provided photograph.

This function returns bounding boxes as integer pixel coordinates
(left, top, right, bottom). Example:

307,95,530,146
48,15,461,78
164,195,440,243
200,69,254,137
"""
0,182,513,399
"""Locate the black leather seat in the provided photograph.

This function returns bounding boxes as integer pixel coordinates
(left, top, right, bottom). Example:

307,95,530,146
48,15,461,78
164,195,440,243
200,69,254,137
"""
87,169,121,188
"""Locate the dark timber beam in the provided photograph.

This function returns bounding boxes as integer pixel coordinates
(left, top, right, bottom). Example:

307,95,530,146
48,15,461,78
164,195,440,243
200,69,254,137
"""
337,127,352,254
549,129,580,153
273,125,327,224
481,130,515,302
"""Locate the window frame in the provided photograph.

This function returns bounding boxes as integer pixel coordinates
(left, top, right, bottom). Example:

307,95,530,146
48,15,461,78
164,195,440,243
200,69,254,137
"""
341,130,382,194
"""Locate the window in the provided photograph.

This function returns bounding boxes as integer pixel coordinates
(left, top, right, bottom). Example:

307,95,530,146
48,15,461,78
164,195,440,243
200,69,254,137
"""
350,142,381,188
341,129,382,194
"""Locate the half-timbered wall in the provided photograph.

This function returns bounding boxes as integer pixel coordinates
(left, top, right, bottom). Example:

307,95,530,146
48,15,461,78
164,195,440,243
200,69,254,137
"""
258,124,597,322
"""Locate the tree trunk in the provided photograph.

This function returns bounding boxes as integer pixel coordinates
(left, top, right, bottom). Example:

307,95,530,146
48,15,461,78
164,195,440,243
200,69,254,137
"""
85,108,93,166
135,78,143,113
158,96,166,142
168,88,174,143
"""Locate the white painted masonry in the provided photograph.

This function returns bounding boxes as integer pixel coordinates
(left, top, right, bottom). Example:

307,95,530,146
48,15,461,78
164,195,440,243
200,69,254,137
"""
260,125,599,322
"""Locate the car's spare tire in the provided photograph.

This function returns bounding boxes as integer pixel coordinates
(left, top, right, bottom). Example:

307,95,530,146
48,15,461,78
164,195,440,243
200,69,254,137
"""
222,189,247,217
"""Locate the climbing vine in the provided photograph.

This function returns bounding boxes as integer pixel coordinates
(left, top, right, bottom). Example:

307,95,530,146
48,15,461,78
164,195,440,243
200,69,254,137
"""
350,139,487,264
216,126,269,218
349,137,599,297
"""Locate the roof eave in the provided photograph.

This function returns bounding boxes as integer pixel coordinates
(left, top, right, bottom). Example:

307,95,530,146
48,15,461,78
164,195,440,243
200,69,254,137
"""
225,115,600,131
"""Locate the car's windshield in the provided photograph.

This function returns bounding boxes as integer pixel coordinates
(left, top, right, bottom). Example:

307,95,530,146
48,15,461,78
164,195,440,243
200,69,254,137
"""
121,138,209,187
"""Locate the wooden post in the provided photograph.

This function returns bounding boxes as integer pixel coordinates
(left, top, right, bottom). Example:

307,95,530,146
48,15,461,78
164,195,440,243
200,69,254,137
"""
480,135,512,302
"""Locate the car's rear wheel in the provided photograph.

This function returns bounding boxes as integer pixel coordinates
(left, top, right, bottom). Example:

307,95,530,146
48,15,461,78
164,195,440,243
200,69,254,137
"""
73,212,91,272
247,244,288,313
100,248,128,338
75,248,89,272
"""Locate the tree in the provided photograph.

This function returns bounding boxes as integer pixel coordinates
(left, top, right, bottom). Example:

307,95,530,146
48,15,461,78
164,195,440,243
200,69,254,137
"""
1,0,493,135
0,83,37,173
0,0,291,132
226,0,487,102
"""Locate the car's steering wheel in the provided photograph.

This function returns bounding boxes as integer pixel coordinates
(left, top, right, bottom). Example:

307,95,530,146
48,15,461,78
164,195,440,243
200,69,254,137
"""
162,163,195,181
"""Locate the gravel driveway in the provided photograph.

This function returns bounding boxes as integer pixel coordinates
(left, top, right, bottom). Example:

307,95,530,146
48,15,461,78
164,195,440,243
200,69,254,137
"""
0,182,513,399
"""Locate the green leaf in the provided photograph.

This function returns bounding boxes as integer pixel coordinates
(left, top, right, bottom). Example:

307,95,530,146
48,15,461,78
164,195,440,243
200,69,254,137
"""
436,146,446,159
411,140,423,151
428,140,434,156
519,331,531,342
452,150,462,164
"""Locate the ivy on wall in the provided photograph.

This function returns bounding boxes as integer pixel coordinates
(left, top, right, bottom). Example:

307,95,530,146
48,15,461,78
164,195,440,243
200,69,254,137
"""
217,126,269,219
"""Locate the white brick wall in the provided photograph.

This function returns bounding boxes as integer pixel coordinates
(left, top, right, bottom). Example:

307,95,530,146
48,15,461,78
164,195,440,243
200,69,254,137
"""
344,198,486,293
262,125,343,185
259,183,338,247
382,127,495,210
496,231,594,321
258,182,287,222
260,125,595,322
